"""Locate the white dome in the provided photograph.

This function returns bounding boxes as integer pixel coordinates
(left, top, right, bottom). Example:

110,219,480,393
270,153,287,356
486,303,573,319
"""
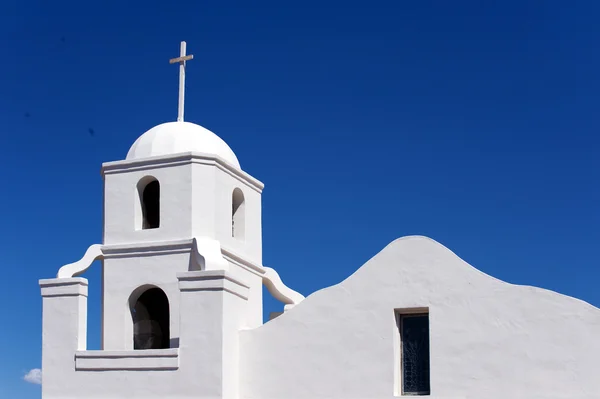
126,121,240,169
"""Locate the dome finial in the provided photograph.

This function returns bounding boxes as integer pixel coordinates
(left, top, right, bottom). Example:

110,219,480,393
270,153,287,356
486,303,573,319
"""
169,41,194,122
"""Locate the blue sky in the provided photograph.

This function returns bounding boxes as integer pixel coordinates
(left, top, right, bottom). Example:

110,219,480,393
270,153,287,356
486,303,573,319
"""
1,1,599,397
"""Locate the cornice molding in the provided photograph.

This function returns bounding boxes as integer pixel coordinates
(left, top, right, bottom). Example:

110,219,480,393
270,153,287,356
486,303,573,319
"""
101,152,264,193
102,239,194,259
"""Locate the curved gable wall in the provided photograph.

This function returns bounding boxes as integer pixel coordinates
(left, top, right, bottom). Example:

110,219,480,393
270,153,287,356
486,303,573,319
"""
240,236,600,399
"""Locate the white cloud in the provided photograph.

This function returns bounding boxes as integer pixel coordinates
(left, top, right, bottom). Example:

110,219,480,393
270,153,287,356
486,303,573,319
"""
23,368,42,385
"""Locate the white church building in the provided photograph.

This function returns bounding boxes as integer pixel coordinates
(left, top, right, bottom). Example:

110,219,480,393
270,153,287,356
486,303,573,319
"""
39,43,600,399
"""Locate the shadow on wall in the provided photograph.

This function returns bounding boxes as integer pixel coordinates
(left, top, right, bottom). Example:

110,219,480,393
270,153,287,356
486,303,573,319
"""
86,260,103,350
232,188,245,240
262,285,284,323
128,285,170,350
136,176,160,231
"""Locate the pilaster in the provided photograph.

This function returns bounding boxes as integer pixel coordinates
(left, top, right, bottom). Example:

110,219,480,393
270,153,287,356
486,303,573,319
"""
177,270,249,399
39,278,88,397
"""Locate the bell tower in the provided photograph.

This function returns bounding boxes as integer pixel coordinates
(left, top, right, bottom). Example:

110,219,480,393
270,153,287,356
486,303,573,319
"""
98,40,267,348
100,118,266,351
39,41,304,399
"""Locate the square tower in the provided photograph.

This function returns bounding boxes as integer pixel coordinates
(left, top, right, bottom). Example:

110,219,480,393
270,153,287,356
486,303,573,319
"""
39,41,304,399
100,121,266,350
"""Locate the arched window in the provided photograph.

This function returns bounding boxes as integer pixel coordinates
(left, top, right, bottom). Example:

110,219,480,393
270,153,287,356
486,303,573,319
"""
137,177,160,230
130,287,170,350
232,188,245,239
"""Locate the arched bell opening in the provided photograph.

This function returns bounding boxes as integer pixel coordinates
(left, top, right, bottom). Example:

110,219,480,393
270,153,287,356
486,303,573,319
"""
232,187,245,240
129,285,170,350
136,177,160,230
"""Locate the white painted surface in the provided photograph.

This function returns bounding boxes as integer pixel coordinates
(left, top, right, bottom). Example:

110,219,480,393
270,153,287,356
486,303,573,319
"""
101,152,263,259
262,266,304,308
39,119,600,399
172,41,192,122
240,236,600,399
101,241,191,350
75,349,179,371
126,121,240,168
40,278,88,399
41,235,600,399
56,244,103,278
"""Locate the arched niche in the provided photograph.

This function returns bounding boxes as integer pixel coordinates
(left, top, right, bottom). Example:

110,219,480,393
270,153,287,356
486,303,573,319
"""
129,285,170,350
232,188,245,240
136,176,160,230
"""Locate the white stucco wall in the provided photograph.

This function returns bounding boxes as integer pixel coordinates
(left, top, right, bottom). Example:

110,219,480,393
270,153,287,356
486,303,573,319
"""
99,152,266,337
101,241,193,350
240,236,600,399
41,235,600,399
101,152,263,257
42,125,277,398
40,270,250,399
207,163,263,266
100,240,266,351
102,157,194,245
41,125,599,399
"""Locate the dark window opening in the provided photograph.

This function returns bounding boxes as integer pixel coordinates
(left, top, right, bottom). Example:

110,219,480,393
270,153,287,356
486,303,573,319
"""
232,188,245,239
142,180,160,229
400,313,430,395
132,287,170,350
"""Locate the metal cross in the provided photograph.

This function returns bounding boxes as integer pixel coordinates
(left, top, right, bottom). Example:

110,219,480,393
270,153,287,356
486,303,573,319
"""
169,41,194,122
